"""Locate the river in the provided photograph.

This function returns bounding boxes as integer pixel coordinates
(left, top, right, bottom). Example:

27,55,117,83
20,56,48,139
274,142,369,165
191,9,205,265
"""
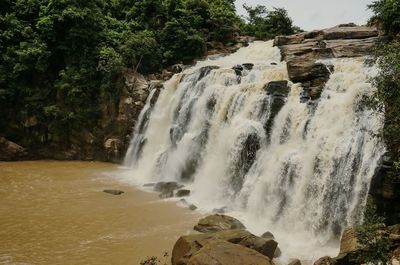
0,161,199,265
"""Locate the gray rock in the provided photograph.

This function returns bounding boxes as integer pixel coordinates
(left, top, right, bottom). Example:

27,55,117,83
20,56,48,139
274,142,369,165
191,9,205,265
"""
154,181,183,198
179,199,197,211
261,231,275,240
212,207,228,214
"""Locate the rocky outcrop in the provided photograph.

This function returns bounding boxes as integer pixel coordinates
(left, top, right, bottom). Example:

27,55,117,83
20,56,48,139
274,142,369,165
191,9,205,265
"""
194,214,246,233
187,240,272,265
0,137,27,161
172,225,277,265
370,154,400,225
274,24,384,101
154,181,184,199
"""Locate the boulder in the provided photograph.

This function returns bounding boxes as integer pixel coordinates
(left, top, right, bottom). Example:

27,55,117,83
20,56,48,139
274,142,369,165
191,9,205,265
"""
172,233,216,265
176,189,191,197
154,181,183,198
339,227,359,255
264,80,290,97
187,240,273,265
103,189,124,195
179,199,197,211
0,137,26,161
194,214,245,233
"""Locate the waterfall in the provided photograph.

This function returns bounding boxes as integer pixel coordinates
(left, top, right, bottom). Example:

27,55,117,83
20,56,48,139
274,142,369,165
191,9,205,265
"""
123,41,385,261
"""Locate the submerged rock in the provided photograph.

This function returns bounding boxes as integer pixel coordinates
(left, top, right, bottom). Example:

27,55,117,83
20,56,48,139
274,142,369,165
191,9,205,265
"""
194,214,246,233
212,207,228,214
103,189,124,195
154,181,183,198
261,231,275,240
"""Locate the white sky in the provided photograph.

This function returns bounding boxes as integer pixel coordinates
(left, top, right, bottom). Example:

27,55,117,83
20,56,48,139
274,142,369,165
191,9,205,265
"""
235,0,374,31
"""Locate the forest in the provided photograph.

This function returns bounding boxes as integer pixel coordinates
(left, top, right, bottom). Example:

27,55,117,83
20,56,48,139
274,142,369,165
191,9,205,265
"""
0,0,300,147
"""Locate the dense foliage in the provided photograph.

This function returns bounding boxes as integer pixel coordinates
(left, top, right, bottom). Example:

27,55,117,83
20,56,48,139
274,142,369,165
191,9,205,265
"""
369,0,400,37
0,0,239,146
240,4,302,39
356,199,392,265
368,0,400,164
0,0,299,151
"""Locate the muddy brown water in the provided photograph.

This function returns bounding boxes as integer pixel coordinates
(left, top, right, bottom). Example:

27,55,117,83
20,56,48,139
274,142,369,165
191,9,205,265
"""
0,161,200,265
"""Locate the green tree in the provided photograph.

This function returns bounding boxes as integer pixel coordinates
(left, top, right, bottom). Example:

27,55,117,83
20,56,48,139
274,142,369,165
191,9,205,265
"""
369,0,400,37
356,199,391,264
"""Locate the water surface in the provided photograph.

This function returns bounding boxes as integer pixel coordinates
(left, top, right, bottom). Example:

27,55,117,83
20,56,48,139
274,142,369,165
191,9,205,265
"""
0,161,199,265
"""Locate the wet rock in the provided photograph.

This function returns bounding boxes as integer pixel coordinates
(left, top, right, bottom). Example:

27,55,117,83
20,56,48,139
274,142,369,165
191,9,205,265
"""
212,207,228,214
242,63,254,70
261,231,275,240
187,240,273,265
271,62,278,65
103,189,124,195
0,137,27,161
143,183,156,187
232,65,244,76
288,259,302,265
264,80,290,97
104,138,123,163
172,233,216,265
176,189,191,197
194,214,245,233
314,256,335,265
274,246,282,258
170,64,184,73
198,66,219,80
179,199,197,211
154,181,183,199
339,227,359,255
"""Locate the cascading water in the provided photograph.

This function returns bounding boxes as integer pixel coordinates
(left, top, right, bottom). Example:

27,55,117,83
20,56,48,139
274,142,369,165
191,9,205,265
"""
123,41,385,262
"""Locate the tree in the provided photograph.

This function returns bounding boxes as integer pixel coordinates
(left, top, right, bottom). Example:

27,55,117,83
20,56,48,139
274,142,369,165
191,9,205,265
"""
356,199,392,264
369,0,400,37
241,5,302,40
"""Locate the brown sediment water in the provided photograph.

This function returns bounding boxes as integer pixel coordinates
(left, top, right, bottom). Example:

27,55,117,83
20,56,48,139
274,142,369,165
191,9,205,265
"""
0,161,200,265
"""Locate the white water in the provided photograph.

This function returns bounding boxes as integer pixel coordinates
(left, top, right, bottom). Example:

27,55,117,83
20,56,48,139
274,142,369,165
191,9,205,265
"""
123,41,385,262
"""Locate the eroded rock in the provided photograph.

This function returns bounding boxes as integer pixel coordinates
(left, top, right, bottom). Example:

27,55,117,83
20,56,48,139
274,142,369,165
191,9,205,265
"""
194,214,245,233
176,189,191,197
187,240,273,265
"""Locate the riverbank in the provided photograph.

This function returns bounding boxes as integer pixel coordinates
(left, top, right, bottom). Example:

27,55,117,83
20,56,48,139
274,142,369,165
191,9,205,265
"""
0,161,200,265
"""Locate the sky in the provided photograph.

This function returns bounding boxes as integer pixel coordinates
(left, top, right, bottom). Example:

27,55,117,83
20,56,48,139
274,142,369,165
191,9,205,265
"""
235,0,374,31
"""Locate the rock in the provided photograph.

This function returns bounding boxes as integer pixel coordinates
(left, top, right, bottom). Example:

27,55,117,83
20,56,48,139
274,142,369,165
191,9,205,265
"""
103,189,124,195
154,181,183,199
0,137,26,161
143,183,156,187
232,65,244,76
212,207,228,214
179,199,197,211
339,227,359,255
274,246,282,258
261,231,275,240
314,256,335,265
264,80,290,97
172,229,279,265
288,259,302,265
322,26,378,40
172,233,216,265
176,189,191,197
170,64,184,73
104,138,123,163
242,63,254,70
194,214,246,233
187,240,273,265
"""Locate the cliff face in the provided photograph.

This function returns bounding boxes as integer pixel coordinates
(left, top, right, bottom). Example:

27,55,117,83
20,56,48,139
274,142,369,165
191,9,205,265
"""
0,70,156,163
273,24,398,225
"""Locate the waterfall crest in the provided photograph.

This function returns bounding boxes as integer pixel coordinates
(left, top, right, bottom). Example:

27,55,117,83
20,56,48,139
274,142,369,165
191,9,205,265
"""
123,41,385,260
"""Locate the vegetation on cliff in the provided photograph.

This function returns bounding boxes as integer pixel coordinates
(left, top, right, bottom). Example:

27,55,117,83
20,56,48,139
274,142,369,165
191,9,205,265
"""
0,0,299,156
